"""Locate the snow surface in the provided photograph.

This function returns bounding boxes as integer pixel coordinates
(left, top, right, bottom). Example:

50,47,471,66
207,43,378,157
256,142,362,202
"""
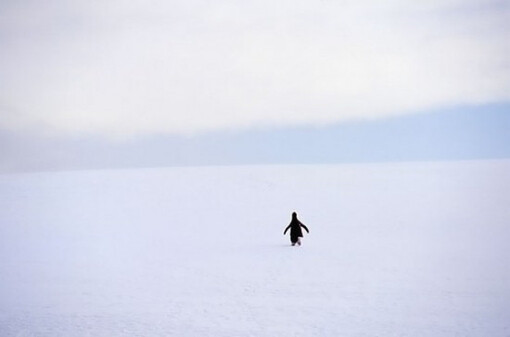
1,160,509,336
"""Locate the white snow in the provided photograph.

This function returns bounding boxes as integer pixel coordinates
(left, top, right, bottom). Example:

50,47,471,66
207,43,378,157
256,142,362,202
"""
1,160,509,336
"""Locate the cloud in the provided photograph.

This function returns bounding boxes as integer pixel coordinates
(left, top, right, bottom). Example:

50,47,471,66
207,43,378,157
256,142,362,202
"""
0,0,509,139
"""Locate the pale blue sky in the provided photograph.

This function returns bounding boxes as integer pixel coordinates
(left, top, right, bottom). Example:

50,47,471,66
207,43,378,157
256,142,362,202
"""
0,1,509,172
1,103,508,172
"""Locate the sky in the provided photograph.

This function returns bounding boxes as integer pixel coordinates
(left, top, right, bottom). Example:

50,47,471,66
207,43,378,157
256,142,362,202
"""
0,0,509,172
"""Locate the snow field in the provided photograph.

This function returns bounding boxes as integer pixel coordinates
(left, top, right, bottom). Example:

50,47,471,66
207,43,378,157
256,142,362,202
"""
1,161,509,336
